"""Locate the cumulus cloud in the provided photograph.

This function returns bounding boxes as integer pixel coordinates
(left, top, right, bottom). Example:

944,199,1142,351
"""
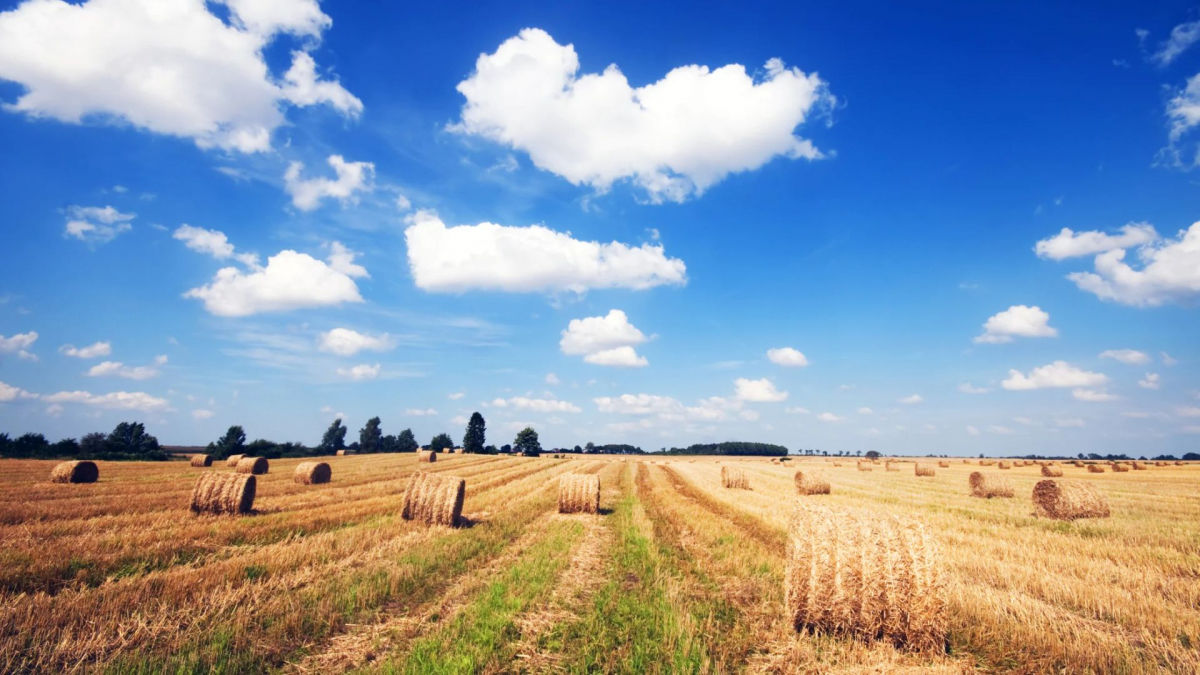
448,392,465,400
1002,361,1108,390
405,211,686,294
898,393,923,404
593,392,746,427
817,412,843,422
582,346,648,367
0,0,359,152
452,28,834,202
284,155,374,210
173,224,259,266
958,383,989,394
560,309,649,367
1099,348,1150,365
326,242,369,278
490,396,581,413
43,389,169,411
0,380,37,402
405,407,438,416
766,347,808,367
60,341,111,359
64,205,134,244
184,249,363,316
857,407,873,415
0,331,38,360
86,356,164,380
192,408,214,419
1034,223,1157,260
734,377,788,402
1073,388,1118,402
318,328,394,356
974,305,1057,344
544,373,560,386
1139,373,1161,390
336,363,380,380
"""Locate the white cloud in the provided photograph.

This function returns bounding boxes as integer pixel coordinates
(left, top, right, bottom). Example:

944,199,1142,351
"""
0,0,359,152
1099,348,1150,365
857,407,873,415
448,392,465,400
173,224,259,266
318,328,394,356
734,377,787,403
1002,361,1108,391
184,249,363,316
1073,388,1118,402
766,347,808,367
974,305,1057,344
192,408,214,419
1152,21,1200,66
1177,406,1200,417
898,393,923,404
0,380,37,402
395,193,411,211
988,425,1014,435
958,383,990,394
1166,74,1200,163
405,407,438,416
817,412,843,423
544,372,560,386
0,331,38,360
594,393,681,415
1139,373,1161,390
43,389,168,411
966,425,980,436
86,359,161,380
284,155,374,210
452,28,834,203
785,406,810,415
1034,223,1157,260
336,363,380,380
492,396,581,413
59,341,111,358
1162,352,1179,365
560,309,650,367
405,211,686,294
64,205,134,244
326,242,369,278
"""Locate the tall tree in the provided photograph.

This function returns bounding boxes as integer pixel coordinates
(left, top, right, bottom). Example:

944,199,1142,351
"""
359,416,382,453
429,432,454,452
513,427,541,457
212,425,246,458
396,428,418,453
320,418,348,453
105,422,164,459
462,412,486,454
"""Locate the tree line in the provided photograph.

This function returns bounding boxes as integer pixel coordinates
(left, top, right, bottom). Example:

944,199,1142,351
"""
660,441,789,457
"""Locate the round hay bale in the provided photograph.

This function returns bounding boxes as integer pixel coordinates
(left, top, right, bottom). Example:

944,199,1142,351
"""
189,454,213,467
336,449,346,456
794,470,831,495
997,461,1011,470
1040,464,1064,477
1087,464,1105,474
294,461,331,485
937,461,950,468
1032,480,1110,520
235,456,268,475
721,465,749,489
857,461,873,472
1111,463,1130,473
225,453,245,467
785,502,946,652
401,471,465,526
914,463,935,477
190,473,255,515
885,462,900,472
49,460,98,484
969,471,1013,498
418,450,437,463
979,459,995,466
558,473,600,513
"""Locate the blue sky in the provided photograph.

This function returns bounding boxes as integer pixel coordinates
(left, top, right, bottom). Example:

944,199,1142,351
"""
1,0,1199,455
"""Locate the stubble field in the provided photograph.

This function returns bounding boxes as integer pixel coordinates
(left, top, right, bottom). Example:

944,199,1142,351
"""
1,454,1197,673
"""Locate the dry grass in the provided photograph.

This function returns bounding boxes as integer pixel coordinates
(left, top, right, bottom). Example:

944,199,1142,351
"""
557,473,600,513
914,463,935,477
885,461,900,472
721,465,750,489
189,472,255,515
235,456,269,475
969,471,1014,498
402,471,465,526
793,470,831,495
189,454,212,468
1032,480,1111,520
293,461,331,485
49,460,98,484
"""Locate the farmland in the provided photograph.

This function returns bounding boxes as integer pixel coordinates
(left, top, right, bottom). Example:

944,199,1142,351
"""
1,454,1198,673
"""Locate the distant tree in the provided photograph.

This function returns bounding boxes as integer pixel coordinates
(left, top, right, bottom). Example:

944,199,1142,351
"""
51,438,79,457
865,450,881,460
379,434,399,453
359,416,382,454
11,432,49,458
585,441,595,454
0,433,9,456
500,443,512,454
1184,452,1200,461
430,433,454,452
514,427,541,457
573,445,583,453
104,422,164,460
463,412,486,454
483,444,499,454
320,418,348,453
79,432,106,457
396,428,418,453
211,425,246,459
245,439,280,458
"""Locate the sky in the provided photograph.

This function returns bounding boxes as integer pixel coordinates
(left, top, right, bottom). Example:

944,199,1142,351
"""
1,0,1199,456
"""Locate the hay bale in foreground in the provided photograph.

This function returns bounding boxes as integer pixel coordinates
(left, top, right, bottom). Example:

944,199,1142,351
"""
190,473,255,515
49,460,98,484
721,465,749,489
558,473,600,513
235,456,269,475
225,454,245,467
1112,463,1130,473
914,463,935,477
1087,465,1105,474
1032,480,1110,520
937,461,950,468
857,461,873,472
402,471,465,526
294,461,331,485
1040,464,1064,477
969,471,1013,498
785,503,946,652
794,470,831,495
189,454,212,467
418,450,437,463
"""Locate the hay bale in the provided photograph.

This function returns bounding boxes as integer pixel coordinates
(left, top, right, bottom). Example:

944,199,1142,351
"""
401,471,465,526
1175,461,1185,466
190,473,255,514
294,461,331,485
969,471,1013,498
884,462,900,472
336,449,346,456
914,463,935,477
1112,463,1130,473
235,456,268,475
418,450,437,463
721,465,749,489
979,459,995,466
794,470,831,495
785,503,945,652
937,461,950,468
1040,464,1064,477
49,460,98,484
1032,480,1110,520
189,454,212,467
225,454,245,467
558,473,600,513
857,461,873,472
1087,465,1105,474
997,461,1011,470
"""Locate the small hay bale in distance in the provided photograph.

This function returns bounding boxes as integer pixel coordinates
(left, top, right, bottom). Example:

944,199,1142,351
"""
235,456,268,475
1032,480,1110,520
884,462,900,472
225,453,245,467
1112,463,1130,473
294,461,331,485
558,473,600,513
785,503,946,652
418,450,437,463
189,454,212,467
49,460,99,484
979,459,995,466
937,461,950,468
1040,464,1064,477
1087,464,1105,473
336,449,346,456
914,463,935,477
721,465,750,489
401,471,465,526
794,470,831,495
997,461,1011,470
190,473,255,515
969,471,1013,498
857,461,873,472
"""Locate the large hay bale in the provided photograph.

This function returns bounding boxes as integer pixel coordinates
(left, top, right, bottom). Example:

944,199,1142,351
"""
857,461,873,472
294,461,331,485
235,456,269,475
1087,465,1105,474
997,461,1011,470
225,453,245,467
794,470,831,495
1040,464,1064,477
721,465,749,489
401,471,465,526
785,503,946,652
49,460,98,484
1032,480,1110,520
558,473,600,513
418,450,437,463
190,473,255,515
1112,463,1130,473
189,454,212,467
969,471,1013,498
914,463,935,477
937,461,950,468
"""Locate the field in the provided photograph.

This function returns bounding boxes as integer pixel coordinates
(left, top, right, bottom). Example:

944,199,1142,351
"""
1,454,1198,673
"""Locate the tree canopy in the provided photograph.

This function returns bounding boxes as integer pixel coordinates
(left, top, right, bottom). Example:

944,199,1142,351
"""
463,412,486,453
